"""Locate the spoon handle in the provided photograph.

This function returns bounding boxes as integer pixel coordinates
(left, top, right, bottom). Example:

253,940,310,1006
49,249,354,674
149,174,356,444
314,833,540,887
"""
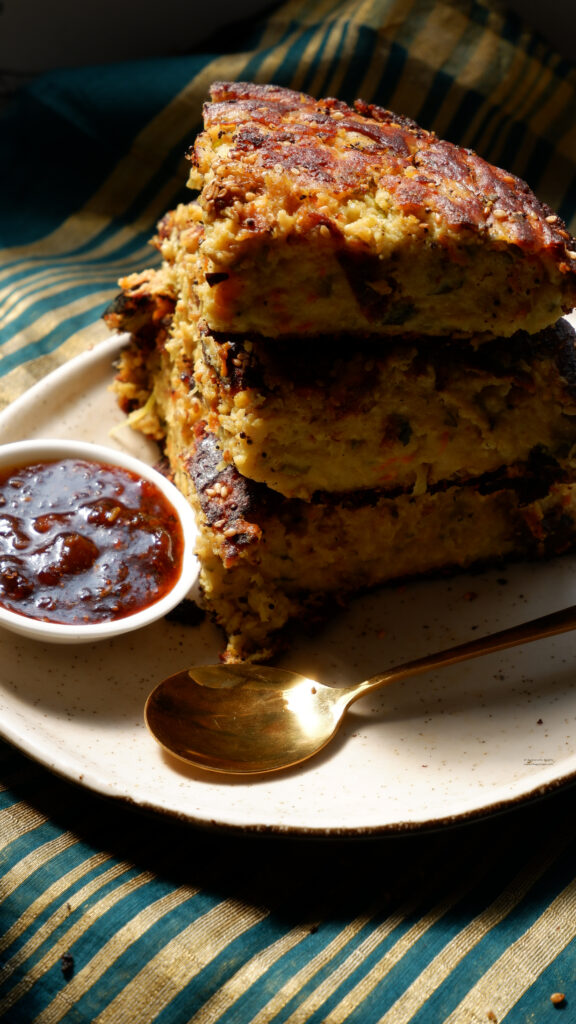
351,602,576,702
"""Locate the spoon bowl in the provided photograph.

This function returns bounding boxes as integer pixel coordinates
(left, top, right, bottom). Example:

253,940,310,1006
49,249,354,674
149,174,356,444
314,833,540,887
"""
145,664,358,774
145,603,576,775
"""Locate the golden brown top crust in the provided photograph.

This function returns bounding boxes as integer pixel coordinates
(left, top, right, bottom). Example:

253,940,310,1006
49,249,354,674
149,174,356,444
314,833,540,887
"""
190,80,576,270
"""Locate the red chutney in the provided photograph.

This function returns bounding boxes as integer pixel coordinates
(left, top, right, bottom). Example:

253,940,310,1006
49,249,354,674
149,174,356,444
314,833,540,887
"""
0,458,184,625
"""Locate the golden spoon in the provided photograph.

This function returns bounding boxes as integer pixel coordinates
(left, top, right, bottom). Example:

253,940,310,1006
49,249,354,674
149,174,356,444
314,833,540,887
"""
145,603,576,775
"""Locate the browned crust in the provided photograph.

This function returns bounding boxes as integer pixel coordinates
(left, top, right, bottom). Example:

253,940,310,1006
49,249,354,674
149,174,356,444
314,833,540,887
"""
186,424,576,567
186,425,281,568
192,81,576,270
103,270,175,343
203,317,576,402
105,265,576,405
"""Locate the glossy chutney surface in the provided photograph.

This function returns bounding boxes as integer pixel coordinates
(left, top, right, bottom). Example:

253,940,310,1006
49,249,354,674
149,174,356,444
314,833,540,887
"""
0,458,184,624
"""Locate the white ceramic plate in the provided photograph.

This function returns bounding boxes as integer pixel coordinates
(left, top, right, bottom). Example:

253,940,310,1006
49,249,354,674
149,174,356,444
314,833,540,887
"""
2,330,576,836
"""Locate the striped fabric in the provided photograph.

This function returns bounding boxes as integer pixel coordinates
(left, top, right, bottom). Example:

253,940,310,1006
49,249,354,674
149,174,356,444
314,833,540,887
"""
1,0,576,1020
1,0,575,408
3,739,576,1022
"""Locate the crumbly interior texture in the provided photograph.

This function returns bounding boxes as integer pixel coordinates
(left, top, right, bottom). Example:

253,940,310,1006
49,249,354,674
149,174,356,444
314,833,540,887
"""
180,319,576,501
105,80,576,661
189,220,574,339
113,278,576,501
197,329,576,500
110,278,576,660
186,82,576,339
180,429,576,662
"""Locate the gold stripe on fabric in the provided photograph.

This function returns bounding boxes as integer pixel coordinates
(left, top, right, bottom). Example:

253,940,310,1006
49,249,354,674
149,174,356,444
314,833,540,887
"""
387,2,471,122
0,800,48,848
450,25,504,105
251,0,346,94
1,856,128,976
0,0,319,269
443,873,576,1024
302,0,371,99
372,834,569,1024
285,2,348,95
355,0,420,103
0,238,153,307
0,264,144,330
248,911,392,1024
530,79,576,164
427,25,513,147
90,896,270,1024
438,20,574,174
503,60,553,137
0,290,116,364
555,127,576,172
354,0,419,37
0,834,79,941
487,94,572,177
282,841,521,1024
322,0,383,99
186,922,326,1024
0,870,172,1021
228,0,340,88
0,5,306,399
0,124,177,265
0,268,93,319
0,165,174,284
0,152,180,301
458,46,533,152
0,44,258,268
189,910,376,1024
0,214,157,288
252,886,449,1024
282,0,354,28
467,66,541,162
278,901,447,1024
0,321,110,410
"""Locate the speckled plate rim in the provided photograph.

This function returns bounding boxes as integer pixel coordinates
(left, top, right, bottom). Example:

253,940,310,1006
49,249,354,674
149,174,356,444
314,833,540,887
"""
7,725,576,840
2,327,576,838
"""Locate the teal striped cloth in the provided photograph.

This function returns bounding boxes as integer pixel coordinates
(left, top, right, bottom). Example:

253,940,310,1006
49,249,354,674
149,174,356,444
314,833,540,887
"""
4,740,576,1021
1,0,575,408
2,0,576,1020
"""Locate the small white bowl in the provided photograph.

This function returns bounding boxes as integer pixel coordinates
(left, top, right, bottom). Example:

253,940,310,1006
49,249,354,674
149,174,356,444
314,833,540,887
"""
0,439,199,643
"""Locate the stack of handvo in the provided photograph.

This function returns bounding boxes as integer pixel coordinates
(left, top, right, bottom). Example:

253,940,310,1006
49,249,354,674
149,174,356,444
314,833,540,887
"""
105,81,576,662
